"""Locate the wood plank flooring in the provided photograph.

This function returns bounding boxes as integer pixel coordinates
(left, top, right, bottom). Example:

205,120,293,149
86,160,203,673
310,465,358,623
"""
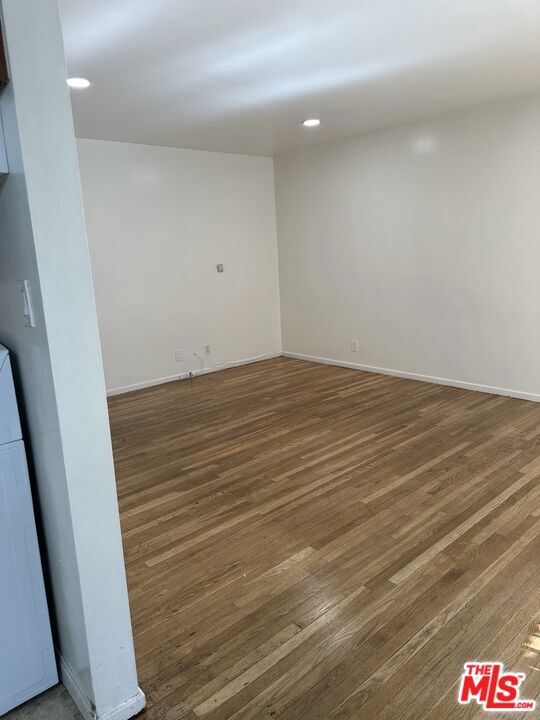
108,357,540,720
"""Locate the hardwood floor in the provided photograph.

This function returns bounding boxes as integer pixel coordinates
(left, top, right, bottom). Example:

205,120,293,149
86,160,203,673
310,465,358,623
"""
108,357,540,720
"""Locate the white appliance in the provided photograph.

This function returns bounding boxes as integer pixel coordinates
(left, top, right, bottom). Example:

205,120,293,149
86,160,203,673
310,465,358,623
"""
0,344,57,714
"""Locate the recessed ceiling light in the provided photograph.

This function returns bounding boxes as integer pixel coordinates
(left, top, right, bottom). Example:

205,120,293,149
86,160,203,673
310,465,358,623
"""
67,77,91,89
302,118,321,128
413,135,438,155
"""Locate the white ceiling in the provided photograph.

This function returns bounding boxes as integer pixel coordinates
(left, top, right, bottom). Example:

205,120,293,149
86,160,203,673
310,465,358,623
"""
59,0,540,157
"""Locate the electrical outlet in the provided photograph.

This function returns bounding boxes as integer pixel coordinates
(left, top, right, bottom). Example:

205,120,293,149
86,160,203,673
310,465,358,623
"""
204,344,211,356
174,349,183,362
351,339,359,353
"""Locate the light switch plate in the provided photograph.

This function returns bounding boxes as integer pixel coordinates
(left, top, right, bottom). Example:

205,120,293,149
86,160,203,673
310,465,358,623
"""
18,280,36,328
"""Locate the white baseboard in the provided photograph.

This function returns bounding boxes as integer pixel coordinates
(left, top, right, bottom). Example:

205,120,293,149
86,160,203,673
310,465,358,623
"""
58,655,94,720
282,351,540,403
106,352,281,397
99,688,146,720
59,655,146,720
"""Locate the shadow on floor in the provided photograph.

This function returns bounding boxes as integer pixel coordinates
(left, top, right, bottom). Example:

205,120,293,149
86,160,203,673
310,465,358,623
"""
3,684,83,720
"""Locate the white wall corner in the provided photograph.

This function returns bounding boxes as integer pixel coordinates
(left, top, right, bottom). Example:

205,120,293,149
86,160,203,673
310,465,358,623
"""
98,688,146,720
60,656,145,720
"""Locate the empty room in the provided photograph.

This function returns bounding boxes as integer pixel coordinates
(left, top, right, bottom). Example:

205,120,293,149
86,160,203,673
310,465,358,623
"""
1,1,540,719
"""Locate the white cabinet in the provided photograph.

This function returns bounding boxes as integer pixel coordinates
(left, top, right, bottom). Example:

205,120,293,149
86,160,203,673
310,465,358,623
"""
0,348,57,715
0,114,7,175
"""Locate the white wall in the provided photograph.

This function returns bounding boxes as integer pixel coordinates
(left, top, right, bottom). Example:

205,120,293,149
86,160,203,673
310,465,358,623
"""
0,1,144,719
275,95,540,400
77,139,281,394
